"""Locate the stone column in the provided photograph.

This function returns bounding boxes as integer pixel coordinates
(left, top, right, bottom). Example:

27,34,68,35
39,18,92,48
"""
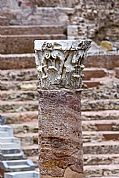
34,40,91,178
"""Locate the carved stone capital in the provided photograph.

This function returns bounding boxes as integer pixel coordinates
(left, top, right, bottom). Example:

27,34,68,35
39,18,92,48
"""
35,40,91,90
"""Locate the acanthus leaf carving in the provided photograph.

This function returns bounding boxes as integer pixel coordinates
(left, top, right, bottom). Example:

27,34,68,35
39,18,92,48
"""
35,40,91,90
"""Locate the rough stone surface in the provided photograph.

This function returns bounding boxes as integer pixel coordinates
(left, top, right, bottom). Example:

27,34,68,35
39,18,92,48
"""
35,40,90,178
115,68,119,78
68,0,119,43
1,0,119,45
38,90,83,177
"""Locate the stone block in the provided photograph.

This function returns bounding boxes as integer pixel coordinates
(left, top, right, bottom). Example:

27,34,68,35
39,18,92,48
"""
0,149,23,155
0,25,65,35
83,68,107,80
0,137,19,143
100,41,113,51
4,171,39,178
0,125,13,137
0,159,36,173
115,68,119,78
0,151,24,161
1,34,66,54
0,131,12,138
0,136,24,160
67,25,78,39
0,139,21,150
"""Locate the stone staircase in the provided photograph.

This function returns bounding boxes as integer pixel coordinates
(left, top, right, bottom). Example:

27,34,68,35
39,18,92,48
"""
0,118,39,178
0,24,119,178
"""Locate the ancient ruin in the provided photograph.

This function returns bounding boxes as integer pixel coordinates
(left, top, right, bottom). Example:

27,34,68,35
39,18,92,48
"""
34,40,91,178
0,115,39,178
0,0,119,178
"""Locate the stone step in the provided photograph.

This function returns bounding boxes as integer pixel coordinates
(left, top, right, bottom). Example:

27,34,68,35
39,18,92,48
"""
15,131,119,146
115,68,119,78
11,120,38,134
0,68,108,81
90,177,119,178
0,90,38,101
0,68,37,81
29,154,119,167
83,141,119,154
83,80,103,88
0,16,9,26
83,68,108,80
89,177,119,178
1,34,66,54
2,111,38,124
2,110,119,125
4,171,39,178
28,156,38,165
84,164,119,177
0,78,102,91
1,89,115,102
85,54,119,70
0,100,38,113
82,84,119,101
84,154,119,166
0,25,66,35
81,99,119,111
1,152,25,161
0,125,13,136
0,131,13,138
0,142,21,150
82,120,119,131
83,131,119,142
82,110,119,121
0,54,35,70
0,159,36,172
0,99,119,113
0,80,38,91
9,118,119,141
0,53,119,70
22,141,119,157
0,137,20,144
23,145,38,157
1,83,118,101
15,133,38,146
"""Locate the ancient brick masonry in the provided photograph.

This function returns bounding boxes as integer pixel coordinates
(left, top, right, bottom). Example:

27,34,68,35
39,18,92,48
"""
34,40,91,178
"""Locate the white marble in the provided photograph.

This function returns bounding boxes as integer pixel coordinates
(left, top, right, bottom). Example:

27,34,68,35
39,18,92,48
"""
0,131,13,138
5,171,39,178
0,125,13,137
0,137,20,144
0,141,21,150
34,40,91,90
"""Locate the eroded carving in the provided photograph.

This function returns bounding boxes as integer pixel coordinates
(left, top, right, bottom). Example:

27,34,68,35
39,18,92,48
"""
35,40,91,90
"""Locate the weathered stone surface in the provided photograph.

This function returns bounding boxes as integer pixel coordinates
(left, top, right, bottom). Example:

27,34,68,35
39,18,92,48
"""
35,40,91,178
0,53,119,70
0,25,65,35
100,41,113,51
68,0,119,43
0,159,35,172
35,40,91,90
1,34,66,54
0,54,35,70
38,90,83,177
85,54,119,70
4,171,39,178
115,68,119,78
